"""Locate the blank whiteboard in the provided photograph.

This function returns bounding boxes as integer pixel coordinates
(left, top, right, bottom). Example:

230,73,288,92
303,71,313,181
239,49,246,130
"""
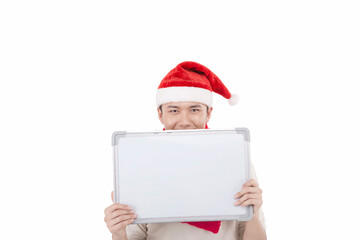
112,128,253,224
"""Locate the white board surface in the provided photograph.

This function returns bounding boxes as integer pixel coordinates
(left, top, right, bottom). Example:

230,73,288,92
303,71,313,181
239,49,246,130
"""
113,129,252,223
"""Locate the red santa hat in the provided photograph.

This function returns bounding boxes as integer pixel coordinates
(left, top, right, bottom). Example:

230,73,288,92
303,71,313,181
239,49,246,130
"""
156,61,239,107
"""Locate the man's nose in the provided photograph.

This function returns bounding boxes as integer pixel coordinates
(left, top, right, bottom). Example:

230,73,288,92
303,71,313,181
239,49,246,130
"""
179,112,191,127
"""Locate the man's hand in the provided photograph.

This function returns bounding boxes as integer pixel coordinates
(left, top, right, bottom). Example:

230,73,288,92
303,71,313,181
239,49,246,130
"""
233,178,263,214
104,191,137,237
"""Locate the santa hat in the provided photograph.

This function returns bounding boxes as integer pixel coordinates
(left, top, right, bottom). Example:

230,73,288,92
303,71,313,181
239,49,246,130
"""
156,61,239,107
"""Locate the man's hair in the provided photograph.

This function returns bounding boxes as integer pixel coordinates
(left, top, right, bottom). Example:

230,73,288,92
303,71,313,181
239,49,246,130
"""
159,105,209,113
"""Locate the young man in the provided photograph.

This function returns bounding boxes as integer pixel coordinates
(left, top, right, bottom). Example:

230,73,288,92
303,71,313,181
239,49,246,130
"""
104,61,266,240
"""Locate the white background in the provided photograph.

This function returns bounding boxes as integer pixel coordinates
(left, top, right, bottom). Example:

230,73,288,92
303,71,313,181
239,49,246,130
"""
1,0,359,239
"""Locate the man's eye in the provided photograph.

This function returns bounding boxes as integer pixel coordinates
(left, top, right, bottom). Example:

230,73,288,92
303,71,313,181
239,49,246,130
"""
191,109,200,112
169,110,178,113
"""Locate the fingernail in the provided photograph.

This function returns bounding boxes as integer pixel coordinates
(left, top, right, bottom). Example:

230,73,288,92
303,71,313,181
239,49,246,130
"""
127,206,132,210
131,210,135,213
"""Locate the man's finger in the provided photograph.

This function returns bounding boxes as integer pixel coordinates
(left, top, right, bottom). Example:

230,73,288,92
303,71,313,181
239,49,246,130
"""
242,178,259,188
105,209,135,222
233,186,262,199
104,203,132,215
240,198,263,207
109,219,135,233
233,193,261,206
108,214,137,228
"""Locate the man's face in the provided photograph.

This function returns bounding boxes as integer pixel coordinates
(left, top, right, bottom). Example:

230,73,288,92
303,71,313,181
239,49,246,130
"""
157,102,213,130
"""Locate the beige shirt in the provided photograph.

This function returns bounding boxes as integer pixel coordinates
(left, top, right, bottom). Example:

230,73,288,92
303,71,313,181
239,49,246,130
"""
126,162,265,240
126,220,246,240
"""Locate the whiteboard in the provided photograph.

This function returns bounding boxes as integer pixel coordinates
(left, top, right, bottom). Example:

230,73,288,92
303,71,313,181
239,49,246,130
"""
112,128,253,223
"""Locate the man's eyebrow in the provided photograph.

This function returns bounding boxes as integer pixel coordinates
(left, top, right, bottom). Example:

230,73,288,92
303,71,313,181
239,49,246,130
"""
189,105,202,108
166,105,180,109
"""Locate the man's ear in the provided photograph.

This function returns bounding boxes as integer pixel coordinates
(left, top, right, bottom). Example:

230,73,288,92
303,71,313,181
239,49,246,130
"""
157,107,164,124
206,107,213,124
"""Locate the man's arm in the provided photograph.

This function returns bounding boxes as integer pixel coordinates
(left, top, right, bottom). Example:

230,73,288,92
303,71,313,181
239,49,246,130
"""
104,202,134,240
104,192,137,240
234,179,267,240
112,230,128,240
243,212,266,240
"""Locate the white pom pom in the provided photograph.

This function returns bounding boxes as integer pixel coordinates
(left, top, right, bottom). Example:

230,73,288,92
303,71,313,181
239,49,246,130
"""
228,94,239,105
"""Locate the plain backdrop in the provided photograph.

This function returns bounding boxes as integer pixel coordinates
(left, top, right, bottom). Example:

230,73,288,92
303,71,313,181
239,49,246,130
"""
1,1,359,239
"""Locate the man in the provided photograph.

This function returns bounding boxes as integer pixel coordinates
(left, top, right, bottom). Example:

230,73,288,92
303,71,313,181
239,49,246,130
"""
104,61,266,240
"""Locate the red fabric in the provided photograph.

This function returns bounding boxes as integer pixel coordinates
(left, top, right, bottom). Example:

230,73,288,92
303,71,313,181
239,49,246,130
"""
162,124,222,234
182,221,221,234
158,61,232,100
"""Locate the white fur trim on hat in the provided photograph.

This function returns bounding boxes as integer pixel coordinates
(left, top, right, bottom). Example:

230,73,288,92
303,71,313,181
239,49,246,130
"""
228,94,239,105
156,87,213,107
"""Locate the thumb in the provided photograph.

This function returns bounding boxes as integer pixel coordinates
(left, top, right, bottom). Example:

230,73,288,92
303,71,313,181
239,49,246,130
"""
111,191,114,202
